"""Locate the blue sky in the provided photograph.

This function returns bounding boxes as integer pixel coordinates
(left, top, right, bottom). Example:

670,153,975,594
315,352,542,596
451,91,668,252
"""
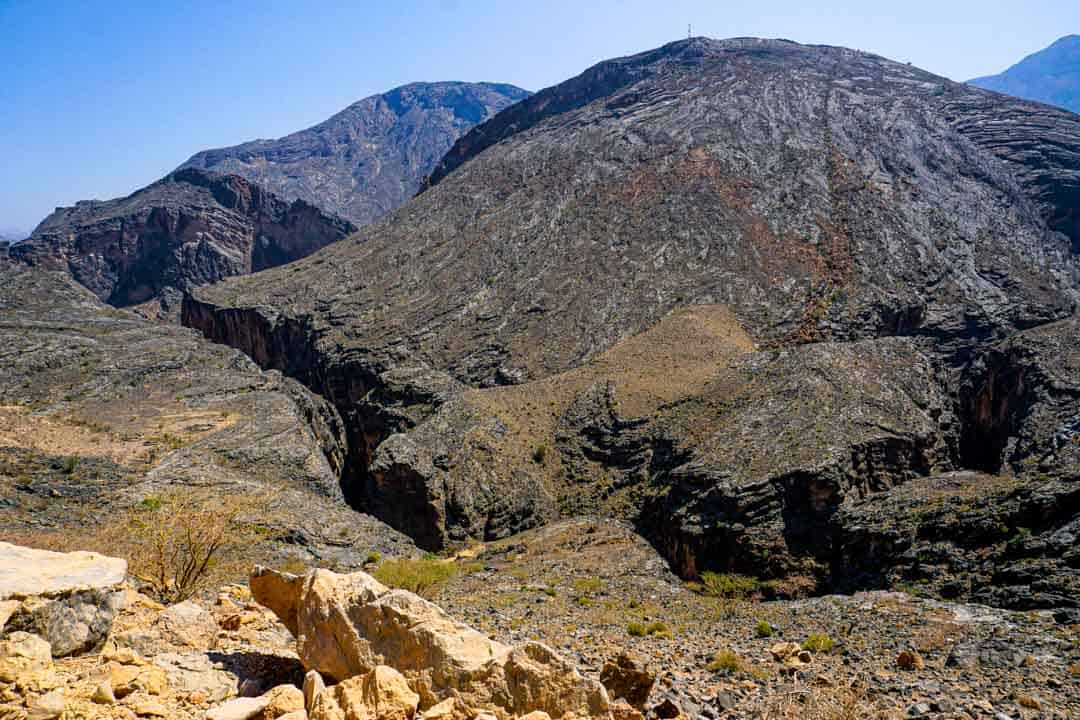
1,0,1077,232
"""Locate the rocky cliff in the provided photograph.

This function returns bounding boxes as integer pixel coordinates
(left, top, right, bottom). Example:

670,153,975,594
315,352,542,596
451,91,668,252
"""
11,168,356,311
180,82,529,226
183,38,1080,605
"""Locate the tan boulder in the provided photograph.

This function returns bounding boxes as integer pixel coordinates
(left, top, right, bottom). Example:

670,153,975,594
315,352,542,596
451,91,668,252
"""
251,567,609,720
518,713,552,720
26,689,64,720
278,713,308,720
156,600,219,649
261,684,306,720
599,652,654,710
609,700,645,720
310,665,419,720
418,698,466,720
767,642,802,662
0,632,51,684
896,650,924,671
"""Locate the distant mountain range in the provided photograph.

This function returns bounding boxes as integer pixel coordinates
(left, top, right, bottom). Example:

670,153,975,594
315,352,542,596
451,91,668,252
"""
0,228,28,244
969,34,1080,113
179,81,529,226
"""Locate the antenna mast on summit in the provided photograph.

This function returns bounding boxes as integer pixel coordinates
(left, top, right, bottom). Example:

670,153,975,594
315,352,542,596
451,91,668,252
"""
687,24,691,39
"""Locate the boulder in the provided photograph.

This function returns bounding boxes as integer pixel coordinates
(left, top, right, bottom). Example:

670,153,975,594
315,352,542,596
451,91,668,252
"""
304,670,326,712
309,665,418,720
0,543,126,599
251,566,610,719
208,696,271,720
0,632,51,684
599,652,654,709
26,688,64,720
153,652,238,703
156,600,219,649
0,543,126,657
261,684,306,720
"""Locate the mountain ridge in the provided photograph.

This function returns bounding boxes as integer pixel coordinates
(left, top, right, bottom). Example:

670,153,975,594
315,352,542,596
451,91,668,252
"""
180,81,529,226
969,34,1080,114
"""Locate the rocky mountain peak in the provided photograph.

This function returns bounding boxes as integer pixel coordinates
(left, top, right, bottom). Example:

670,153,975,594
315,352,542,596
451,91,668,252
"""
180,81,529,226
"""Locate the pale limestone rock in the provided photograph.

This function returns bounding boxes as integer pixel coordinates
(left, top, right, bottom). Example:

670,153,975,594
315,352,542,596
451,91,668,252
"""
0,543,125,600
156,600,219,649
153,652,237,703
92,680,116,704
303,671,326,712
207,696,271,720
26,689,64,720
251,567,609,720
261,684,305,720
309,665,418,720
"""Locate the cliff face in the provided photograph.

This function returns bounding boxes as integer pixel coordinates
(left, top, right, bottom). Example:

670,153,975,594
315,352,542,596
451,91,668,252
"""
12,168,356,309
180,82,529,226
183,38,1080,604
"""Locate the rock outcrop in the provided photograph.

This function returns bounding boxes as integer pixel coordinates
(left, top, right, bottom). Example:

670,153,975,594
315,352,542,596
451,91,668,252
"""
180,82,529,227
11,168,355,310
249,566,610,720
0,257,415,574
0,543,127,657
184,38,1080,604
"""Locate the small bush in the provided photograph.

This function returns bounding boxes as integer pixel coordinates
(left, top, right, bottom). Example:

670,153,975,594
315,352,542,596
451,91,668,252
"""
627,622,648,637
542,586,557,597
573,577,603,594
365,551,382,565
124,487,271,605
532,444,548,465
802,634,835,653
628,620,668,637
701,572,760,599
61,456,80,475
373,557,457,597
707,649,742,674
755,620,774,637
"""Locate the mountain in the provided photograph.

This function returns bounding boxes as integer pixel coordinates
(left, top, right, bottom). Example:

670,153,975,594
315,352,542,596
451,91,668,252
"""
179,81,529,226
969,34,1080,113
11,168,355,311
183,38,1080,608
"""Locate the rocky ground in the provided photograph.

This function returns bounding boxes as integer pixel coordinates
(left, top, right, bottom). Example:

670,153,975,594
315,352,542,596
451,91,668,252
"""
2,526,1077,720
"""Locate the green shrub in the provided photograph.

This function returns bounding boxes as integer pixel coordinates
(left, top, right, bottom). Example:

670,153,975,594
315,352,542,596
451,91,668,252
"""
802,633,835,653
542,586,557,597
627,622,648,637
373,558,457,597
573,577,603,594
61,456,80,475
755,620,774,638
365,551,382,565
701,572,760,599
532,444,548,465
707,649,742,673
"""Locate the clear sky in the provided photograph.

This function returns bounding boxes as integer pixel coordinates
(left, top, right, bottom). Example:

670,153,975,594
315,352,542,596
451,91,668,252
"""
1,0,1077,232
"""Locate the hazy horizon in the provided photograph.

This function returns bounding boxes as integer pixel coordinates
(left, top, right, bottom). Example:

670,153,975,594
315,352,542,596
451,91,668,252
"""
2,0,1077,231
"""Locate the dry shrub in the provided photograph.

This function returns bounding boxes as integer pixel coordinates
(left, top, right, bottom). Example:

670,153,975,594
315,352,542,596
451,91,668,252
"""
119,486,278,604
0,486,279,605
761,677,900,720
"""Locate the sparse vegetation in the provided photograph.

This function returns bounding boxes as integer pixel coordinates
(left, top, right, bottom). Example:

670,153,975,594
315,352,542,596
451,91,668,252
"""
755,620,774,637
802,633,835,653
61,455,80,474
373,557,457,597
627,621,648,637
365,551,382,565
531,444,548,465
707,649,742,674
701,571,760,599
122,487,273,604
